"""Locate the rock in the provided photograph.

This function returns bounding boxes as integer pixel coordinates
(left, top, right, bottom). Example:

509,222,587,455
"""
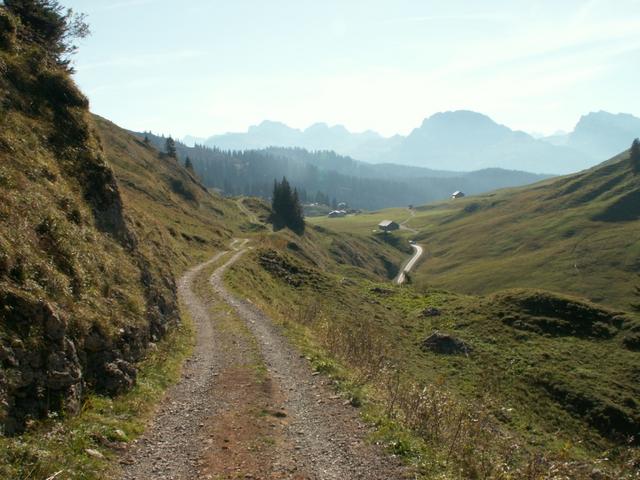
43,302,67,342
46,338,82,390
421,307,441,317
0,345,17,367
84,329,110,353
421,332,471,355
85,448,105,459
102,359,137,395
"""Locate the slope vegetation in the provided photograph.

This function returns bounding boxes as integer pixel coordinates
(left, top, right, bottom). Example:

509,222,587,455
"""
0,6,244,440
225,218,639,478
405,151,640,309
314,152,640,309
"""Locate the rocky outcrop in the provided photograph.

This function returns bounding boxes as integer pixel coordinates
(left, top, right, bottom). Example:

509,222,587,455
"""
0,273,178,434
0,292,82,434
0,4,182,434
421,332,471,355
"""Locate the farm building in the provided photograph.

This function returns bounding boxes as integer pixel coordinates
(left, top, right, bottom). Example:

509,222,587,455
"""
328,210,347,218
451,191,465,199
378,220,399,232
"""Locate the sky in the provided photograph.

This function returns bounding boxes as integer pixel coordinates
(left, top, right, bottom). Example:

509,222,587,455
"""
65,0,640,139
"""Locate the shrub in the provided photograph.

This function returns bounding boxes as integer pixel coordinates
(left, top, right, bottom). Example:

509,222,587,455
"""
4,0,89,69
0,8,18,51
631,138,640,174
37,68,87,109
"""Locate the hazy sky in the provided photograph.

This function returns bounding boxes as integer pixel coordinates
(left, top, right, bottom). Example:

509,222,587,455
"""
65,0,640,138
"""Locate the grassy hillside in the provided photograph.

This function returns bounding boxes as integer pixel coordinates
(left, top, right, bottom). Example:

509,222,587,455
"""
226,225,640,479
311,152,640,310
95,114,242,266
0,5,246,475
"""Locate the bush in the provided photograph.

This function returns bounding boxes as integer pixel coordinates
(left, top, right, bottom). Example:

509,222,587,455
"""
4,0,89,69
0,9,18,51
37,68,87,109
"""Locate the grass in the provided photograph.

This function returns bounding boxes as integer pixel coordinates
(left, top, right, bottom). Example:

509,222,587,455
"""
308,207,414,236
309,153,640,311
224,226,640,479
0,301,195,480
0,18,250,475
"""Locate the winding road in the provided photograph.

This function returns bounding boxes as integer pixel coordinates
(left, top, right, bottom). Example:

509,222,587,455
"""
120,240,411,479
395,244,424,285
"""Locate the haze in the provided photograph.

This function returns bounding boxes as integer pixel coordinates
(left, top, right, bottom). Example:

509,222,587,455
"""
66,0,640,138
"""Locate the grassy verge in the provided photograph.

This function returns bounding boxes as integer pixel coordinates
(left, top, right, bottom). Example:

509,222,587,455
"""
224,239,640,479
0,305,195,480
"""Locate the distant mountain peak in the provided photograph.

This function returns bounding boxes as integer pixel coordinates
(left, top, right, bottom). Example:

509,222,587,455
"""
304,122,349,134
196,110,637,174
249,120,296,133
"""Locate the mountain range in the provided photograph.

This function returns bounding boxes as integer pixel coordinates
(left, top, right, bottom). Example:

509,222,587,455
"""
191,110,640,174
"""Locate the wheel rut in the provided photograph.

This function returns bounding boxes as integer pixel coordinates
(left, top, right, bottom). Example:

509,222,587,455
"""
120,241,411,480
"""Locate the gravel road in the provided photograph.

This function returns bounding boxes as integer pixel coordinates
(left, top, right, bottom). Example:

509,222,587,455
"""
395,244,424,285
119,241,412,479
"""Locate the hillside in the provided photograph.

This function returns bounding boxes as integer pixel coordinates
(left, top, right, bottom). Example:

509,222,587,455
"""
0,6,245,439
312,150,640,310
408,150,640,309
143,134,549,211
225,221,639,478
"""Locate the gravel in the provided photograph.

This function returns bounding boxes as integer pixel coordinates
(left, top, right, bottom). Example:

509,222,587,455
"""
120,242,412,480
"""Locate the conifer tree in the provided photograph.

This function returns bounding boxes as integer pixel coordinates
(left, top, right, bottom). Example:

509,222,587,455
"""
271,177,305,234
631,138,640,174
185,156,194,173
165,136,177,158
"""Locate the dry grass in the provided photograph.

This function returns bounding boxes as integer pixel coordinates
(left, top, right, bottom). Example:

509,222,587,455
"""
225,231,640,479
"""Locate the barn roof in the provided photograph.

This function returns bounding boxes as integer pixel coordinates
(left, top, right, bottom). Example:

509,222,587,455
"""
378,220,397,227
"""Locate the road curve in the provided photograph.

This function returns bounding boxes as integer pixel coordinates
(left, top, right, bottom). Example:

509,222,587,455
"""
120,240,411,479
395,244,424,285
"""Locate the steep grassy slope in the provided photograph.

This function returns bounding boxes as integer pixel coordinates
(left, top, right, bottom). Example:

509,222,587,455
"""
94,115,241,265
407,152,640,309
0,4,245,443
226,226,640,479
312,152,640,310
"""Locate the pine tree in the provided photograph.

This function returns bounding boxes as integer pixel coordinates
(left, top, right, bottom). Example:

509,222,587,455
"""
290,188,305,233
143,134,150,145
631,138,640,174
165,137,177,158
271,177,305,234
185,156,194,173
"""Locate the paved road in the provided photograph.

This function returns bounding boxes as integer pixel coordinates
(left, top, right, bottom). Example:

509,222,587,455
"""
395,243,424,285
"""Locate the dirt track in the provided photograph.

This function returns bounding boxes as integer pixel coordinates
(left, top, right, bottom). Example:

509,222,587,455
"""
119,242,411,479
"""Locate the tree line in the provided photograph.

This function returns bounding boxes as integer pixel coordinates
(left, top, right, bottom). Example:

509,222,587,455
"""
142,134,433,210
